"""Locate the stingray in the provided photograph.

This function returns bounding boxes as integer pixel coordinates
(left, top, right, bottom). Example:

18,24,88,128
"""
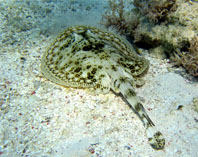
41,25,165,150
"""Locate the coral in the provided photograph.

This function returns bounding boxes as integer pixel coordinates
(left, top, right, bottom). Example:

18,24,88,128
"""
168,1,198,30
102,0,198,77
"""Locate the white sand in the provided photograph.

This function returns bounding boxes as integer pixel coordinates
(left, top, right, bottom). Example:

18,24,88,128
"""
0,0,198,156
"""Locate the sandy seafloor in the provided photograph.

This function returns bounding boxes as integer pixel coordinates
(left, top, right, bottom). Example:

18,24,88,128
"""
0,0,198,157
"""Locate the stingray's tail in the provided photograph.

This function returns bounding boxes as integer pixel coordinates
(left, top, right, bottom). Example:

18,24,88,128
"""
113,77,165,150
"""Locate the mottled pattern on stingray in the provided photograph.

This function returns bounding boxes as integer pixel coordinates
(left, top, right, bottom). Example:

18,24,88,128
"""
41,25,149,93
41,25,165,150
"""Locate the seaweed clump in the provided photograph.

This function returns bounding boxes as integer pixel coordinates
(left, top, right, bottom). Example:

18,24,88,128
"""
102,0,140,35
102,0,198,77
174,36,198,77
133,0,177,23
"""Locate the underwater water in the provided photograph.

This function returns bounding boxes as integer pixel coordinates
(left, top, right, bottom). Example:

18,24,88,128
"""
0,0,198,156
